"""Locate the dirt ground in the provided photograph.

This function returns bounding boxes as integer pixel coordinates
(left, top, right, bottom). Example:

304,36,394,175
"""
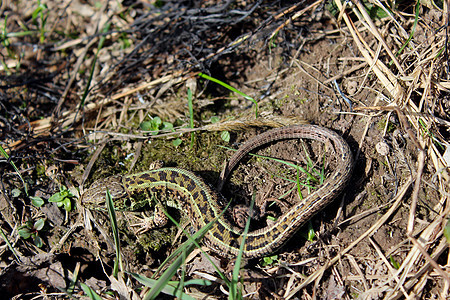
0,0,449,299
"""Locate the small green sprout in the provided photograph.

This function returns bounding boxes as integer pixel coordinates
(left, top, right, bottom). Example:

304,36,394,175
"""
140,115,182,146
140,116,163,134
261,255,279,267
18,219,45,248
306,222,316,242
210,116,229,142
31,0,49,43
300,221,316,242
48,185,74,211
220,131,230,142
140,116,175,134
389,255,401,270
30,196,44,207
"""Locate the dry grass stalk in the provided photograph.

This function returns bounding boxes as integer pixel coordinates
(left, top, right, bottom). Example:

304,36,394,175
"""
285,177,413,299
339,0,449,287
334,0,404,101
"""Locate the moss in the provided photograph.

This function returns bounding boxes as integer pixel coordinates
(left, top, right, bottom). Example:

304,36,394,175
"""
136,227,178,252
134,131,228,176
84,130,228,254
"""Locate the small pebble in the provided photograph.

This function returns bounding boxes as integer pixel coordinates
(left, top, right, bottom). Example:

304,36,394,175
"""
376,141,390,156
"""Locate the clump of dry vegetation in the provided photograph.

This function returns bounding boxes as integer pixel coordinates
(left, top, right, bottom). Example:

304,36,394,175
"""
0,0,449,299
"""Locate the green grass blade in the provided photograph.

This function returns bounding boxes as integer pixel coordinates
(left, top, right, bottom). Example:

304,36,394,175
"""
187,87,195,148
393,0,419,59
147,201,233,299
198,72,258,117
0,145,28,196
131,272,207,300
144,244,197,299
0,227,21,262
219,145,320,184
66,262,79,295
79,22,111,108
175,249,187,299
105,189,123,277
80,283,103,300
230,194,254,299
153,200,232,283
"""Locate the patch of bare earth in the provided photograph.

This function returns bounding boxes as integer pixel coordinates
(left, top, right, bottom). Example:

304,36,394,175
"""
0,0,449,299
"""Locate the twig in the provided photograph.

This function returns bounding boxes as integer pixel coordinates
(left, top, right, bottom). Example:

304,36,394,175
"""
269,0,323,40
407,149,425,234
407,233,450,286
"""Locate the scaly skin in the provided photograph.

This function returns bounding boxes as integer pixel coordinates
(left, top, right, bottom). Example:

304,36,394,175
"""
81,125,353,258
